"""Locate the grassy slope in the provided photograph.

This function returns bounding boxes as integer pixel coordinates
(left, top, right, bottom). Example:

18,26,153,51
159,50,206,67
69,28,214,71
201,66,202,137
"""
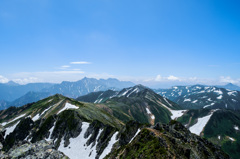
204,110,240,159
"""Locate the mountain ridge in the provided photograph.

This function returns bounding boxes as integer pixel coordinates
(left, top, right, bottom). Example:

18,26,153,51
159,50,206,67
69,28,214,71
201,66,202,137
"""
0,77,135,110
155,85,240,110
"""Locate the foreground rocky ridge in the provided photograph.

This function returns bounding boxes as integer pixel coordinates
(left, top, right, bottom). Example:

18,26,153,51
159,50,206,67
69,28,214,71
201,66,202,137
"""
0,140,68,159
107,121,230,159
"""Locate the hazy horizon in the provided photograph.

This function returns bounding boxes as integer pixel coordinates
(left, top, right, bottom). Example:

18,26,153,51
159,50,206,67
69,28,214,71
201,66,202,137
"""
2,76,240,89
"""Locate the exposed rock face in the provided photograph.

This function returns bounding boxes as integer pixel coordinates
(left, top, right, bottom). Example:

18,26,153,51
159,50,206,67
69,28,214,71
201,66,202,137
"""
117,120,143,146
106,121,230,159
4,117,34,151
0,140,69,159
1,110,119,159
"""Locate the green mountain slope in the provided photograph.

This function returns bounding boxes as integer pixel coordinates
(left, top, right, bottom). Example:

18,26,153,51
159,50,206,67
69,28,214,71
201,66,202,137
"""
77,90,118,103
77,85,185,125
177,109,240,159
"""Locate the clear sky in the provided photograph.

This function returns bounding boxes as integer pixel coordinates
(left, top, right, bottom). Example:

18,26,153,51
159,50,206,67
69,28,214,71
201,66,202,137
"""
0,0,240,88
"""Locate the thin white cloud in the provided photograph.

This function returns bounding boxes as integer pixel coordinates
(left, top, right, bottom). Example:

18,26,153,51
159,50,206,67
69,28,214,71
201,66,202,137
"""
61,65,71,69
51,71,84,74
10,71,85,84
0,75,9,83
167,75,180,81
154,75,181,82
143,74,240,88
70,61,91,64
13,77,39,85
155,75,162,81
219,76,240,84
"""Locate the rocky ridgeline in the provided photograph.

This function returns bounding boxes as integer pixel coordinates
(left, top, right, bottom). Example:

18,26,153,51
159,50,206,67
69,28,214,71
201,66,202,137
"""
0,140,68,159
107,121,230,159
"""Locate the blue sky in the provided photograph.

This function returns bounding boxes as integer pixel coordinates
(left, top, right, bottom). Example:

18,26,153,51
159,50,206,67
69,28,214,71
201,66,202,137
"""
0,0,240,87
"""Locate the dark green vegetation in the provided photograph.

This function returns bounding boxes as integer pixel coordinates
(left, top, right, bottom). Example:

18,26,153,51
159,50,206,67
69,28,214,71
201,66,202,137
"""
204,110,240,159
106,121,229,159
177,109,240,159
77,90,117,103
78,85,182,125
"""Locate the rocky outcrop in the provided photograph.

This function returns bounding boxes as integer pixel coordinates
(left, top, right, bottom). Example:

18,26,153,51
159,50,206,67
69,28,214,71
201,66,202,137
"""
4,117,34,151
117,120,143,146
106,121,230,159
0,140,69,159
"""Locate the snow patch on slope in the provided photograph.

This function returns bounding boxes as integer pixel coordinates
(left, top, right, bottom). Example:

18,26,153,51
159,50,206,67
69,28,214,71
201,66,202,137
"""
57,103,78,114
183,98,191,102
46,122,56,142
189,110,217,135
171,110,186,120
127,88,139,97
146,108,151,114
228,91,237,96
121,88,131,96
58,122,91,159
217,95,223,99
1,113,26,126
99,132,118,159
41,106,52,115
146,108,155,120
164,98,172,107
129,129,141,143
4,121,20,138
32,114,41,121
214,90,223,95
159,102,186,120
192,100,198,103
228,136,236,141
203,103,215,108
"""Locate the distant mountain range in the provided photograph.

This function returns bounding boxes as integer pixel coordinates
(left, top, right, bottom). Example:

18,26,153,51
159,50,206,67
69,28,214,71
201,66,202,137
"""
42,77,134,98
217,83,240,91
0,78,135,110
155,85,240,110
1,79,239,110
0,81,53,101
